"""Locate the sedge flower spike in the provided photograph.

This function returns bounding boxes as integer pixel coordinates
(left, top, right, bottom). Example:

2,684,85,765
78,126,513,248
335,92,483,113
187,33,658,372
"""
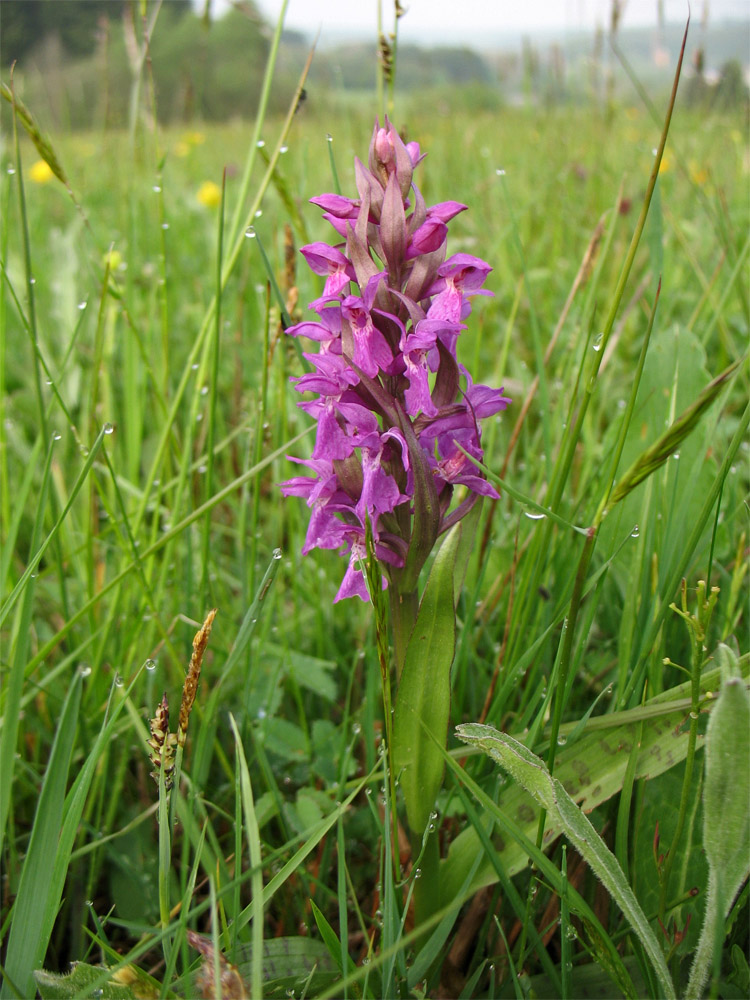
281,119,511,602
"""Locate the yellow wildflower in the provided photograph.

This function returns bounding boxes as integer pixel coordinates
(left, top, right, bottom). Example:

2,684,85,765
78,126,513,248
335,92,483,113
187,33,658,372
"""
689,161,708,186
103,249,122,271
183,130,205,147
658,151,672,175
29,159,54,184
197,180,222,208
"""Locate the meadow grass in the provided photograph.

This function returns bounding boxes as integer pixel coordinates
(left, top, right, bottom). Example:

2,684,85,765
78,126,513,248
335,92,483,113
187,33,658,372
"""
0,19,749,999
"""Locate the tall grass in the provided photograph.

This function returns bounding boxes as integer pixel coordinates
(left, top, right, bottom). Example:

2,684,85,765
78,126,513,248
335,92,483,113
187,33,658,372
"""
1,7,748,998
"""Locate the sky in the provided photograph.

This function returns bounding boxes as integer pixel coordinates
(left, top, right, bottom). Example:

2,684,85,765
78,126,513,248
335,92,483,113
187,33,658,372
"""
244,0,749,46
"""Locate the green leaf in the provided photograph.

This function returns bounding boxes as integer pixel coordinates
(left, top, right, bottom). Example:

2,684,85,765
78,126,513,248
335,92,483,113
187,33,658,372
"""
392,523,460,835
608,356,741,507
34,963,138,1000
456,723,675,999
442,660,746,901
2,674,82,1000
686,648,750,999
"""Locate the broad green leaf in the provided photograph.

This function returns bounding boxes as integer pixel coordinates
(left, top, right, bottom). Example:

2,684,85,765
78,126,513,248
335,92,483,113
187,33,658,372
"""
456,723,675,999
34,964,141,1000
392,523,460,835
687,647,750,999
2,674,82,1000
442,660,742,901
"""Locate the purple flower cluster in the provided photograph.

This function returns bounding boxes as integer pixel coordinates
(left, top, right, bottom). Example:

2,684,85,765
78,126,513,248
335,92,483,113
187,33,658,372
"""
281,119,510,602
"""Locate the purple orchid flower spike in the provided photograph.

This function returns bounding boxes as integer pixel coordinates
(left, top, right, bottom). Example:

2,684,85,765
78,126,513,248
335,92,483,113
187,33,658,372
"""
280,120,511,601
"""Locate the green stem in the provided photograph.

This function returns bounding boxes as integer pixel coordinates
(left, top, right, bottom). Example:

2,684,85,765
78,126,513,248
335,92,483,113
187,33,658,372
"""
659,581,718,922
411,829,440,934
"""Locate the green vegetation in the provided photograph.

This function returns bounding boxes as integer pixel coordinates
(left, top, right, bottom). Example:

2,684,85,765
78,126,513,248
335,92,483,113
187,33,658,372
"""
1,5,748,998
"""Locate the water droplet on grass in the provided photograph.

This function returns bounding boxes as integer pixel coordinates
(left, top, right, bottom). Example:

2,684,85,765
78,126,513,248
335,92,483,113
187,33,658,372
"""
496,167,506,176
524,510,546,520
144,658,157,672
79,663,92,677
245,226,256,239
161,222,169,230
326,133,333,143
114,673,124,688
631,524,640,538
152,184,161,192
280,145,289,154
557,734,568,746
78,300,87,310
593,332,603,351
103,422,114,435
272,547,282,559
256,140,265,148
254,209,263,218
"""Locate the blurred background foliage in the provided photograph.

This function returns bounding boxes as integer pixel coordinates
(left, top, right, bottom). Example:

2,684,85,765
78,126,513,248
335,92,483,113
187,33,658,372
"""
2,0,748,130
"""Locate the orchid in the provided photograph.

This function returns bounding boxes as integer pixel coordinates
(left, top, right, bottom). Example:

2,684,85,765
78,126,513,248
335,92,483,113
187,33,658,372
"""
281,118,510,604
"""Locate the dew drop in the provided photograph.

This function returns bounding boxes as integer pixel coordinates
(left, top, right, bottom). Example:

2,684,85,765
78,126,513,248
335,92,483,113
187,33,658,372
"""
103,422,114,435
52,430,62,441
245,226,256,239
200,385,209,396
85,899,94,907
78,300,88,310
280,144,289,154
524,510,546,520
114,673,124,688
672,451,680,461
29,277,36,285
79,663,92,677
197,464,207,474
496,167,506,176
152,184,161,192
196,412,203,422
272,547,283,560
161,222,169,230
144,658,157,672
256,140,266,148
326,133,333,143
7,165,16,175
413,867,422,879
352,722,362,735
257,707,267,719
631,524,640,538
557,734,568,746
593,332,603,351
254,209,263,219
191,362,199,370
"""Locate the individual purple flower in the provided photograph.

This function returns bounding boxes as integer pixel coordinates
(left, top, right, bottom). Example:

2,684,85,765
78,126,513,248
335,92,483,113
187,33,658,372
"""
281,118,511,600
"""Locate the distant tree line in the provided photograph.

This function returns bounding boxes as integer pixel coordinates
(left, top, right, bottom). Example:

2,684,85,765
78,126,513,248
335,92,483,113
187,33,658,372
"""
1,0,191,66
